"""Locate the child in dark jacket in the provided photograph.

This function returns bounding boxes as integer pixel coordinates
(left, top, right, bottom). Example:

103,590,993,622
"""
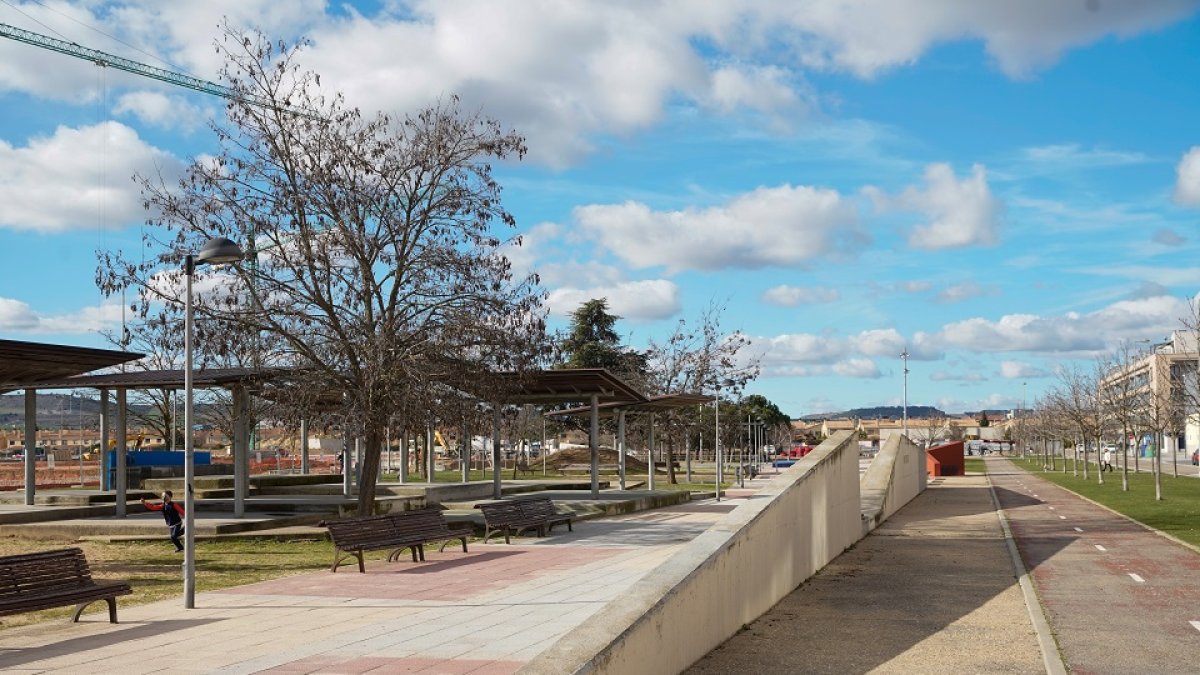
142,490,185,552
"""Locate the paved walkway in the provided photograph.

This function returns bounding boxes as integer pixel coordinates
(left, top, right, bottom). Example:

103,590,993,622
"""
990,458,1200,674
687,474,1046,674
0,498,735,674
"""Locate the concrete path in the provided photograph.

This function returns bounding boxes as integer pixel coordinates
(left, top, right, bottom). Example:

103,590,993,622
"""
687,475,1046,674
990,458,1200,674
0,499,732,674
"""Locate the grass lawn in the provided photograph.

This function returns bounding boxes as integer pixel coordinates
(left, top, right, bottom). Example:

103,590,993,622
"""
0,537,339,630
1011,457,1200,549
965,458,987,475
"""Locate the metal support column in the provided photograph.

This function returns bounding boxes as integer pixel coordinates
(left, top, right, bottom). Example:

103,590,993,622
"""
426,425,435,483
461,420,469,483
617,410,626,490
232,386,246,518
99,389,110,491
299,418,309,474
590,394,600,500
399,416,409,483
647,413,656,491
115,389,128,517
23,388,36,505
492,404,502,500
342,428,351,497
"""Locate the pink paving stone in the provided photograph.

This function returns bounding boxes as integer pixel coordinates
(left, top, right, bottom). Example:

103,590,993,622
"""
217,546,626,601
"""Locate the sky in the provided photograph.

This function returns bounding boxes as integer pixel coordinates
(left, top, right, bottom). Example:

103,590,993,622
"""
2,0,1200,418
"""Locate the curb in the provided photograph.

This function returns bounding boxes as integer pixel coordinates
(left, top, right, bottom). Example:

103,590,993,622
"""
985,470,1069,675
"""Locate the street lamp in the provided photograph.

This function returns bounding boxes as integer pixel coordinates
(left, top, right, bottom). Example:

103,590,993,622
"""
183,236,243,609
901,350,910,437
713,378,734,501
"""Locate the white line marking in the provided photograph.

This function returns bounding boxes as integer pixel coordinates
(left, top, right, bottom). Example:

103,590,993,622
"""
1190,621,1200,633
1095,545,1107,552
1129,573,1145,583
1074,527,1083,532
1059,515,1066,520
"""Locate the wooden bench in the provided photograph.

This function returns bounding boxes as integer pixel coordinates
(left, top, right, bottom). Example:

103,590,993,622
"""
0,548,132,623
518,497,573,534
477,501,546,544
385,509,470,563
324,510,471,573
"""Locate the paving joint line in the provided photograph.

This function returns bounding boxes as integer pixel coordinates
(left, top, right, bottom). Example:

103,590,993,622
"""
986,470,1068,675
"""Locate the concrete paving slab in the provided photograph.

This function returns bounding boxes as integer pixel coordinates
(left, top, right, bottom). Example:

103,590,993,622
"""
686,475,1045,675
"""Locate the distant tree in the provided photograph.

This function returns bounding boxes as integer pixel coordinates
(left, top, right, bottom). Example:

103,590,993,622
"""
643,301,759,482
558,299,647,379
978,412,990,427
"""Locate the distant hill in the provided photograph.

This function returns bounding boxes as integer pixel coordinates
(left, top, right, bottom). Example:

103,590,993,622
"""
798,405,948,421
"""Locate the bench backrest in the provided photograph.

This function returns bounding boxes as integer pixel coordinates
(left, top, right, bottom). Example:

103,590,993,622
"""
325,514,395,547
388,509,455,538
518,497,558,520
0,548,94,599
478,501,532,526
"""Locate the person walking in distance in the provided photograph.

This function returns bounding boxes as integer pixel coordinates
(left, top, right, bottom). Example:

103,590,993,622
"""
142,490,185,552
1102,448,1114,473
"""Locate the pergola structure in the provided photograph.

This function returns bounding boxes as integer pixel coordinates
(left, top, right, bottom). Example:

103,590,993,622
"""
4,367,273,516
0,339,143,506
6,355,651,511
545,393,714,490
482,369,647,499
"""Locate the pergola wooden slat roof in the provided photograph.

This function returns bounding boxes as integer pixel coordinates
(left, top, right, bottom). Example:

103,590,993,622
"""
0,339,143,392
487,369,648,405
544,392,714,418
3,367,273,391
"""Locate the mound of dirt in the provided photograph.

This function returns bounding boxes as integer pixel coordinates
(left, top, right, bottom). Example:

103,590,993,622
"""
544,447,648,472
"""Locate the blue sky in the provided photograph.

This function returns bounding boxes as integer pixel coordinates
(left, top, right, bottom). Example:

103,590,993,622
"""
3,1,1200,417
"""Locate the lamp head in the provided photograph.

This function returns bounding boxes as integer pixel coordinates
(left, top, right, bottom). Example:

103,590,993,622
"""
196,237,244,266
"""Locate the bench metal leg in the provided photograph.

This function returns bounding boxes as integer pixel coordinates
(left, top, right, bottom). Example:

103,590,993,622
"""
331,549,365,573
70,597,117,623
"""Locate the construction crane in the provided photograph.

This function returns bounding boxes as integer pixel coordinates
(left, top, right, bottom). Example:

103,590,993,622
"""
0,21,315,117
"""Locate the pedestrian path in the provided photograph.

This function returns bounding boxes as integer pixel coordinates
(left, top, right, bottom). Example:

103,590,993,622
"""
990,458,1200,674
0,499,732,674
687,474,1046,674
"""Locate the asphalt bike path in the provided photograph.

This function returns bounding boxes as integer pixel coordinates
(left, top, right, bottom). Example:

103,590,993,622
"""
992,458,1200,674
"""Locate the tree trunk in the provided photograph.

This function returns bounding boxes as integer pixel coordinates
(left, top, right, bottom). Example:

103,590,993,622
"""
1154,430,1163,501
356,425,384,516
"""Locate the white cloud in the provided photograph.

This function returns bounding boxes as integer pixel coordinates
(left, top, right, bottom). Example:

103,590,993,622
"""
1153,228,1186,246
832,358,881,378
894,280,932,293
850,328,942,361
0,297,124,334
886,163,1000,250
930,371,986,383
4,3,1190,166
935,281,991,304
1020,143,1149,168
574,184,862,273
755,333,844,365
0,122,181,232
114,91,210,132
938,295,1189,354
546,280,680,321
761,285,840,306
1175,146,1200,206
999,361,1051,379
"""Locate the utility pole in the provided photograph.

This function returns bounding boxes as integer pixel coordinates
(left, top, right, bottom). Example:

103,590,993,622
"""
901,350,910,437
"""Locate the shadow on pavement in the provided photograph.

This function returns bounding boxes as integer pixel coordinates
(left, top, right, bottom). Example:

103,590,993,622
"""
0,619,220,669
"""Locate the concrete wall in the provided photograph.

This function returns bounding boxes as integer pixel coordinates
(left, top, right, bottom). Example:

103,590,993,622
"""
521,430,862,675
860,433,927,536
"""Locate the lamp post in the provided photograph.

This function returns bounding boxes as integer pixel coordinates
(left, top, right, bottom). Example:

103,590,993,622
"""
714,378,734,501
183,236,243,609
901,350,909,438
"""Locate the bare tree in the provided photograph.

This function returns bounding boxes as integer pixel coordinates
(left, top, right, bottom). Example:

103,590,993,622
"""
1098,342,1146,492
96,27,546,515
643,301,759,483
